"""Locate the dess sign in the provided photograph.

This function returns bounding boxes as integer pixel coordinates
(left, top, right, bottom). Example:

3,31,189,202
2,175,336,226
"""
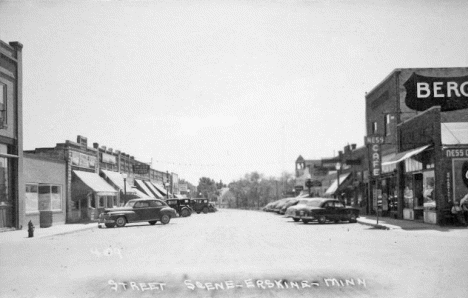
404,73,468,111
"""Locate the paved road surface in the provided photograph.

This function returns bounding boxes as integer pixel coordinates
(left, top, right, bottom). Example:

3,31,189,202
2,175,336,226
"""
1,209,467,298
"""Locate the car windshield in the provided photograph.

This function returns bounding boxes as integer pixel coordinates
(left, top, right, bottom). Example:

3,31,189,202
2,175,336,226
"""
305,200,323,207
124,201,136,208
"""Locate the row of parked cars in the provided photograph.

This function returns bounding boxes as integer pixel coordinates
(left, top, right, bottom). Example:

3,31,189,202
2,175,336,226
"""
98,198,218,228
263,194,360,224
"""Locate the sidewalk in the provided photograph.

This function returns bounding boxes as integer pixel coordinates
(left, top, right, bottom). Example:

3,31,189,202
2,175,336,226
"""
357,215,467,231
0,222,97,243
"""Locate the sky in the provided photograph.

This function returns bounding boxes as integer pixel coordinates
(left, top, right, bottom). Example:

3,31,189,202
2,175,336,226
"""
1,0,467,185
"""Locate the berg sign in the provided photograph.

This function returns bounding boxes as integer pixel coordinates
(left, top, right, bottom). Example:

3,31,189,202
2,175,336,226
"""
404,73,468,111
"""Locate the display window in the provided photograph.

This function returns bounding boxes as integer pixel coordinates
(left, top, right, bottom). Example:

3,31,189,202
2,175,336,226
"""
25,184,39,213
404,174,414,209
37,184,63,211
423,171,435,210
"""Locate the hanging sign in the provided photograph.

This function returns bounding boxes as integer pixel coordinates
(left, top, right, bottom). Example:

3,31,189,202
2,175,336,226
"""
366,135,383,178
404,73,468,111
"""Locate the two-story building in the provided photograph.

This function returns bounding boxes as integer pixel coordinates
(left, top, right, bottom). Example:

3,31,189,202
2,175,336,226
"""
0,40,24,231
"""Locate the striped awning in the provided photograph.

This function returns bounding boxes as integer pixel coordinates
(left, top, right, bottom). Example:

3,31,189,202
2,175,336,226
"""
73,170,118,196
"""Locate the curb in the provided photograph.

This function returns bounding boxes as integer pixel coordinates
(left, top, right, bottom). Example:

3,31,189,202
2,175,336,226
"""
39,224,98,239
357,220,394,230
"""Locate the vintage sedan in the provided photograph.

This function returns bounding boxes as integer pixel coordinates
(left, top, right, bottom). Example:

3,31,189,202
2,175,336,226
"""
98,198,177,228
291,198,360,224
285,198,318,221
166,198,193,217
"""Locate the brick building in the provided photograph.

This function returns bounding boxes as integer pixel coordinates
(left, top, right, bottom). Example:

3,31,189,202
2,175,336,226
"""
366,67,468,224
0,40,24,230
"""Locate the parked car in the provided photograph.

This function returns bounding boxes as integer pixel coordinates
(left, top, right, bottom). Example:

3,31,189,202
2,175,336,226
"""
98,198,177,228
288,198,360,224
270,198,290,213
191,198,210,214
166,198,193,217
279,193,313,215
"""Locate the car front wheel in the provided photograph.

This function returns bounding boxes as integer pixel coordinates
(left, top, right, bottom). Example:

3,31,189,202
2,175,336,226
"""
203,207,209,214
318,215,326,224
161,214,171,225
181,208,190,217
349,214,357,223
293,218,300,222
115,216,127,227
302,219,310,224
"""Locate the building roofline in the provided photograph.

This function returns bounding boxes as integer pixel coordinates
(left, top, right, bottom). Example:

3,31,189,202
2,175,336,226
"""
366,67,468,98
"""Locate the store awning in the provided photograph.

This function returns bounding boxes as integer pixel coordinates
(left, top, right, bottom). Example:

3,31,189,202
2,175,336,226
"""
143,180,164,199
100,170,136,195
72,170,118,196
325,173,351,195
441,122,468,144
152,183,173,197
134,179,155,198
132,187,153,199
381,145,431,166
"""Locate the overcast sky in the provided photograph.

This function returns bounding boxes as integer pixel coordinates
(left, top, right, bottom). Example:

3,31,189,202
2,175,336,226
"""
1,0,467,185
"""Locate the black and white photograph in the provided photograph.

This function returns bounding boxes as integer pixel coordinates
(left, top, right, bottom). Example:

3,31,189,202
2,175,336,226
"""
1,0,468,297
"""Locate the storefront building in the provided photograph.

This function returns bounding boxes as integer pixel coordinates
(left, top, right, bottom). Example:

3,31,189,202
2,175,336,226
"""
24,153,66,228
0,40,24,230
26,135,180,223
366,67,468,224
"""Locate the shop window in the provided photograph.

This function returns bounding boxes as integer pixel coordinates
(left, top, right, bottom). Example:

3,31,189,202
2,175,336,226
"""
0,83,6,128
99,197,105,208
90,197,96,208
384,114,391,136
38,185,51,211
107,197,114,208
404,175,414,209
371,122,378,134
38,185,62,211
51,186,62,210
423,171,435,210
25,184,39,213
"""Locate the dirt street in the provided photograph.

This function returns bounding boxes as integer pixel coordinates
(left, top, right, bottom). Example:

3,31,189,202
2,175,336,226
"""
1,209,467,298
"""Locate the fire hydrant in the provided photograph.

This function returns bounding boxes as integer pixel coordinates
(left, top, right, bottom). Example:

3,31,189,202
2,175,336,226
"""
28,220,35,238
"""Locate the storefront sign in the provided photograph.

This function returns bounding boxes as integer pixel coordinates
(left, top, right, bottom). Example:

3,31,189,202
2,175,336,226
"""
71,151,95,169
368,144,382,177
444,148,468,158
364,135,385,145
404,73,468,112
133,164,150,174
79,153,89,168
101,153,116,164
179,184,188,192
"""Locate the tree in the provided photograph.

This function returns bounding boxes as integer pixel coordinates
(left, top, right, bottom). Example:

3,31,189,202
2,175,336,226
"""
197,177,217,200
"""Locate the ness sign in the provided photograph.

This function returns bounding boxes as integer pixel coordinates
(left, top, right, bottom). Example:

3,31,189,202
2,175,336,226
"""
404,73,468,112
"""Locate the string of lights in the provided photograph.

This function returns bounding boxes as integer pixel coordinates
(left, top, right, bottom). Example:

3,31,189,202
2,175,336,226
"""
151,159,289,168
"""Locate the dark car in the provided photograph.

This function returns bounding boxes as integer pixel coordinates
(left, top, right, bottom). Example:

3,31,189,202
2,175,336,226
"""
270,198,289,213
290,198,360,224
191,198,210,214
98,198,177,228
166,198,193,217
